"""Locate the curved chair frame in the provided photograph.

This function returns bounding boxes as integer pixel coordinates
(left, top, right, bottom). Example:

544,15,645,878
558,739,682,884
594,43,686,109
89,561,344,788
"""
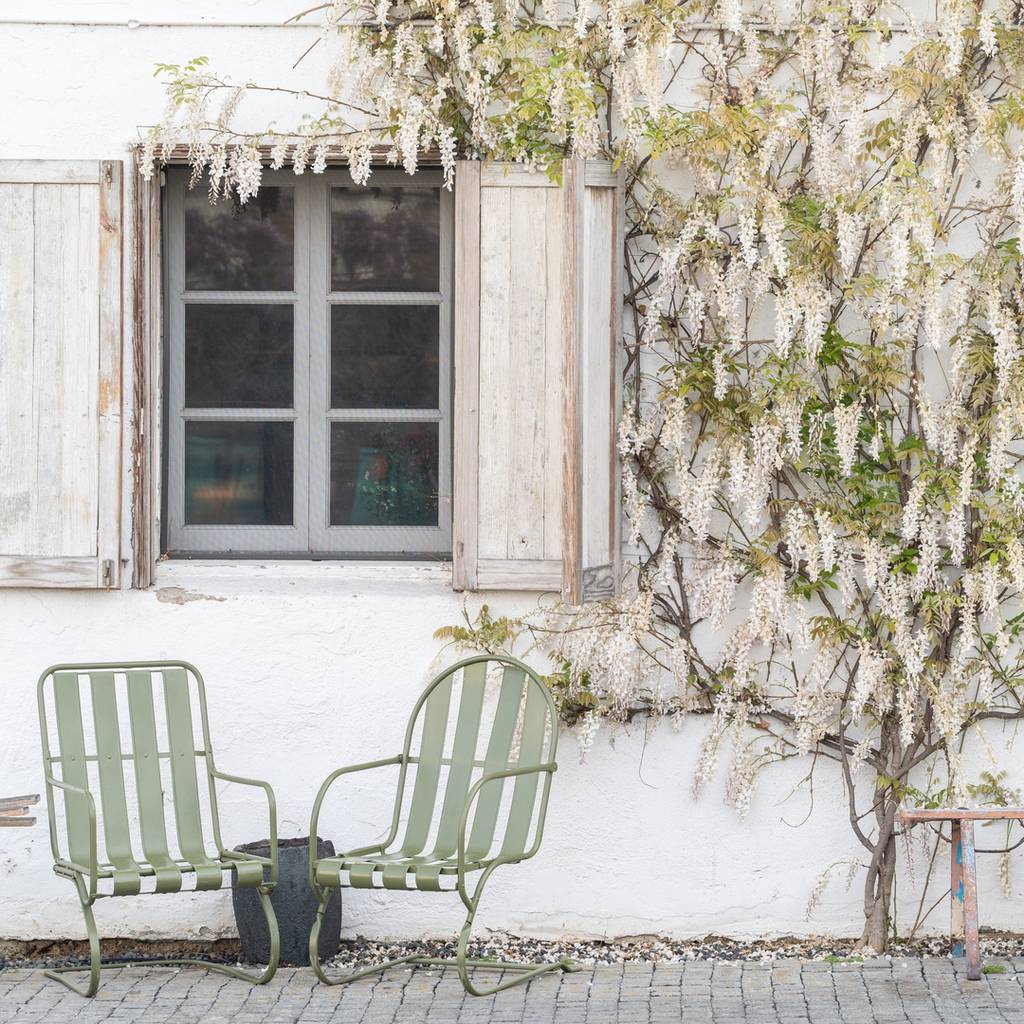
307,653,577,995
38,661,280,996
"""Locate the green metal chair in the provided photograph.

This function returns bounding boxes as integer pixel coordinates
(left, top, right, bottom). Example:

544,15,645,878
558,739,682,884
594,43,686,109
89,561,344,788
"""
37,661,280,996
308,653,577,995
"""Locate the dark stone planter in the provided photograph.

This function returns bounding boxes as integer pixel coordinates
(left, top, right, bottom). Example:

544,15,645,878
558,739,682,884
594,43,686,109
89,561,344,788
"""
232,837,341,966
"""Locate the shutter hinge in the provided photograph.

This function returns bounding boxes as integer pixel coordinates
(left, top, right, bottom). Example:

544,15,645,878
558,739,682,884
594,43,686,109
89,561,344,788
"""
103,162,113,186
102,560,114,589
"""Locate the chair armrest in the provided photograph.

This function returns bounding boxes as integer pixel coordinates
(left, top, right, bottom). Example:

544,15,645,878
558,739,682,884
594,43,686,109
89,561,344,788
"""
209,768,278,887
456,763,557,876
45,775,98,899
309,755,404,890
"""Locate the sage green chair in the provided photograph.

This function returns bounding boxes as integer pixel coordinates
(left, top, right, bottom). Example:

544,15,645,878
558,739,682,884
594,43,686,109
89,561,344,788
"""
308,653,576,995
38,661,280,996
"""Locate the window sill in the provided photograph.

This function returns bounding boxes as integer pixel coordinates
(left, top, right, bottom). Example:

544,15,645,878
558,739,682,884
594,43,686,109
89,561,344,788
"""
151,558,453,596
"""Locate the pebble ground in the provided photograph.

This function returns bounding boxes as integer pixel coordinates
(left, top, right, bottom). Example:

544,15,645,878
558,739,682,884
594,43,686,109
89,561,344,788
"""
4,957,1024,1023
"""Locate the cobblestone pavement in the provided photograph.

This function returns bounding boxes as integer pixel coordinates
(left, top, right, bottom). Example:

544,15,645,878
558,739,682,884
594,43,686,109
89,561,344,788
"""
4,958,1024,1023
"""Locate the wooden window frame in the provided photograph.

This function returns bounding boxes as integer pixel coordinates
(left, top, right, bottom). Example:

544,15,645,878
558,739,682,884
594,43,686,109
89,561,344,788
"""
130,157,452,578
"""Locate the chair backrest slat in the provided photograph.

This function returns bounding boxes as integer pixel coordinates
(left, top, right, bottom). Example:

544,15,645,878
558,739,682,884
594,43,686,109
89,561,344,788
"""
464,664,524,861
162,668,209,864
499,680,548,859
400,676,452,857
126,670,175,866
431,661,487,858
89,672,136,869
53,672,91,867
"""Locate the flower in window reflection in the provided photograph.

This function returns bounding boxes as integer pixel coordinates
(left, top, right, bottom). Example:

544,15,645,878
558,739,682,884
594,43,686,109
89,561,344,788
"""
348,427,438,527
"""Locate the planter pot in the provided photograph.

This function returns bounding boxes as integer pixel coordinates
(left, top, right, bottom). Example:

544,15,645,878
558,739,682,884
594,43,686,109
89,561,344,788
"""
232,837,341,966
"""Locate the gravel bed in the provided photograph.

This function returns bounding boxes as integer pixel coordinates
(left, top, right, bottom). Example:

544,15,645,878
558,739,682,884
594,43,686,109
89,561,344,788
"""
5,932,1024,971
324,932,1024,967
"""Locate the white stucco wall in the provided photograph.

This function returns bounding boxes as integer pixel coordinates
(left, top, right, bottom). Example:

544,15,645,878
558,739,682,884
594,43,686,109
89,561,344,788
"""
1,2,1023,946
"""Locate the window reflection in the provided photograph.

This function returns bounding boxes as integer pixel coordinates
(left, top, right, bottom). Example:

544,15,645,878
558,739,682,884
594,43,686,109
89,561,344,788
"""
185,422,294,526
330,305,438,409
186,305,293,408
330,422,438,526
186,187,294,291
331,187,440,291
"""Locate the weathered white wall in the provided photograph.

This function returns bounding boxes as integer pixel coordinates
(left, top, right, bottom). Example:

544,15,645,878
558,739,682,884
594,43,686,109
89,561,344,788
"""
1,3,1023,946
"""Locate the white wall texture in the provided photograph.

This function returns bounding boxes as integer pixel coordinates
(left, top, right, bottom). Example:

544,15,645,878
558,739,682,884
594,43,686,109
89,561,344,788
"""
1,2,1023,946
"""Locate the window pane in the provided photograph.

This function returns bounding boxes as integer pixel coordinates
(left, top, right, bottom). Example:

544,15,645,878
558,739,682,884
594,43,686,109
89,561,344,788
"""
330,422,438,527
331,187,439,291
185,187,294,291
330,306,438,409
186,305,293,408
185,422,293,526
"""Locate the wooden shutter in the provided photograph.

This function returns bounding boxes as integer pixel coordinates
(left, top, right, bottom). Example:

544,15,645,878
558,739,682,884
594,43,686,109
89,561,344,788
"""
453,159,622,603
0,160,122,588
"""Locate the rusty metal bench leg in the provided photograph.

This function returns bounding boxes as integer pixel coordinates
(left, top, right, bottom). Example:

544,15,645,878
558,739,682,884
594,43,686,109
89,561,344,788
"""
951,819,964,958
962,820,981,980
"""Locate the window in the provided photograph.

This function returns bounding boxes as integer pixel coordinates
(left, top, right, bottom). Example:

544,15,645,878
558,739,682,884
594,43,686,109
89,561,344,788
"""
163,168,452,557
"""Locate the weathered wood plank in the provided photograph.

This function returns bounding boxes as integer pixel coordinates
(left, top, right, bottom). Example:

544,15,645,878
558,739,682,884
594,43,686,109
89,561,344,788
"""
506,187,547,561
480,164,558,188
97,161,123,588
581,185,614,571
477,185,512,561
452,161,481,591
0,183,36,557
61,183,100,557
477,559,562,590
584,161,619,188
0,556,98,587
899,808,1024,821
560,159,584,604
31,183,66,558
542,186,565,562
0,794,40,811
0,160,100,185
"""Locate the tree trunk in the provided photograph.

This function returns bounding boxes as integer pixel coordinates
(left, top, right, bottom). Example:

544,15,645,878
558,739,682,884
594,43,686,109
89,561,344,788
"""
860,818,898,952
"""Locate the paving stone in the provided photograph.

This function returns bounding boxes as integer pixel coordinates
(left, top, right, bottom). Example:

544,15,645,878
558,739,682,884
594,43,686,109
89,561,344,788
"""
1,959,1024,1022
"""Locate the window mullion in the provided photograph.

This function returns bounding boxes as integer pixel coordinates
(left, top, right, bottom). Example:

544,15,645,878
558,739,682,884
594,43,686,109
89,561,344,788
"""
306,174,329,549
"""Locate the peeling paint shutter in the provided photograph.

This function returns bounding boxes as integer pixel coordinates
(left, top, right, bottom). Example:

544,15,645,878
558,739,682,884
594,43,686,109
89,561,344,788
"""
0,161,122,588
452,159,622,603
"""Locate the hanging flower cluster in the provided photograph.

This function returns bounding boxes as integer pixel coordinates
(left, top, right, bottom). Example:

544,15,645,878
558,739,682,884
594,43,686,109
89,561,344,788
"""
149,0,1024,950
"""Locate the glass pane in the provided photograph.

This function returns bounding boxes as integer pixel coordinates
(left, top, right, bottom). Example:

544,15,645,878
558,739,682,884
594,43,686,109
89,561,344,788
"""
331,187,439,291
185,421,293,526
185,186,294,291
186,305,293,408
330,306,438,409
330,422,438,526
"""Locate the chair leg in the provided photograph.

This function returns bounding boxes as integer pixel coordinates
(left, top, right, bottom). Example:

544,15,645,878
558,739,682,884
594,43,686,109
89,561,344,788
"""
308,879,578,996
962,820,981,981
46,885,280,997
44,891,101,997
446,869,579,997
309,888,419,986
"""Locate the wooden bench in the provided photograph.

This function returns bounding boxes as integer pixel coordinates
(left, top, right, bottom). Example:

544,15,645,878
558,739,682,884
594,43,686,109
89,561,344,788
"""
898,807,1024,980
0,793,38,827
